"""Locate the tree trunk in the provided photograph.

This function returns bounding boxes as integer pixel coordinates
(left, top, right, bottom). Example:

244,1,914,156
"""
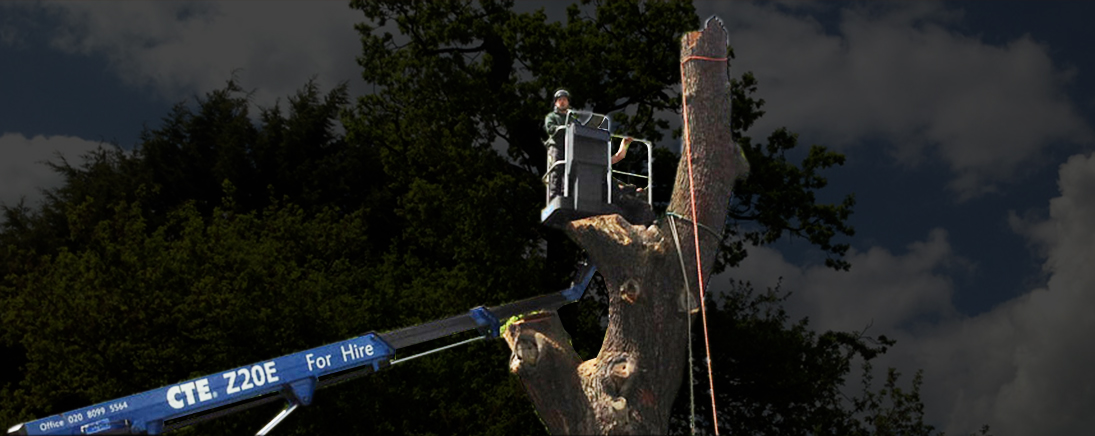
503,18,749,435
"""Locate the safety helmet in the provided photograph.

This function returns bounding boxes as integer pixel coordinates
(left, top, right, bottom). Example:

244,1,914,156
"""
553,89,570,101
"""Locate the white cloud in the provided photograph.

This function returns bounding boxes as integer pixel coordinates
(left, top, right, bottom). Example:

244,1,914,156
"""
722,152,1095,435
896,151,1095,435
946,152,1095,435
20,1,363,107
696,1,1093,200
724,227,964,336
0,133,104,209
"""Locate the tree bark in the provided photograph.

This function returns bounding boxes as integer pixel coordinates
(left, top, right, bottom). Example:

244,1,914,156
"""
503,18,749,435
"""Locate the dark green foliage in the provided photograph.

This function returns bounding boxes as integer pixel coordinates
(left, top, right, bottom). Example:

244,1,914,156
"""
136,79,386,219
351,0,696,174
352,0,855,275
666,282,992,436
692,282,893,435
647,66,857,272
0,1,915,435
730,66,857,272
0,76,544,433
1,191,377,431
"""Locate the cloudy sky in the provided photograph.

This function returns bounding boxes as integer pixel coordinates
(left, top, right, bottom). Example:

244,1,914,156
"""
2,1,1093,434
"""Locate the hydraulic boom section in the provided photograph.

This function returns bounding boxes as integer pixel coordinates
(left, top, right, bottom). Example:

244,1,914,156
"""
7,266,598,435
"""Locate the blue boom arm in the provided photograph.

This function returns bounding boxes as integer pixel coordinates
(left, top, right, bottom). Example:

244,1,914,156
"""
7,266,598,436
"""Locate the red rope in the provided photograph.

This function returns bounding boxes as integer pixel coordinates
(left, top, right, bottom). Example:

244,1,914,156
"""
681,53,726,435
683,55,728,63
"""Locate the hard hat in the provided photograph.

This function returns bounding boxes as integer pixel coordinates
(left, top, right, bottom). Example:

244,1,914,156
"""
553,89,570,100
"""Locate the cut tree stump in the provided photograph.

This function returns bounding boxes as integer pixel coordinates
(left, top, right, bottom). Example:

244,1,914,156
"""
504,17,749,435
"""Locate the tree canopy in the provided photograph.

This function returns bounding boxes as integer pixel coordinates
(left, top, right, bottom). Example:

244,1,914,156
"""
0,1,968,435
351,0,855,273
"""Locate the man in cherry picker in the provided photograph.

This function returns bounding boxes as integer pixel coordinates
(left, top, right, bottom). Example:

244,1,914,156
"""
543,89,631,200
